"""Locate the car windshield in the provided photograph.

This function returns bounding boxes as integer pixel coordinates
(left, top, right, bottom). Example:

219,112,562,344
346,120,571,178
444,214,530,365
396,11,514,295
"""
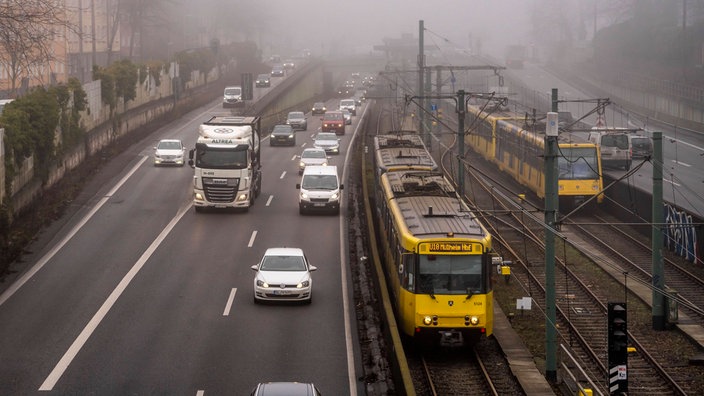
261,255,306,271
601,134,629,149
157,141,181,150
341,100,354,106
225,88,241,95
316,134,337,141
314,103,324,107
323,113,342,121
288,112,304,119
301,174,338,190
302,150,326,159
273,126,292,134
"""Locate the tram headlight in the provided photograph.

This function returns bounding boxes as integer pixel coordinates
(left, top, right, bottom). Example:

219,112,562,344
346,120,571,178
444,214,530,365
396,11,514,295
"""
423,316,433,325
470,316,479,325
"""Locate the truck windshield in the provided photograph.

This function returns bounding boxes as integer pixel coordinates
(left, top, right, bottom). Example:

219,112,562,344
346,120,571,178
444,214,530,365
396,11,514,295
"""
195,144,249,169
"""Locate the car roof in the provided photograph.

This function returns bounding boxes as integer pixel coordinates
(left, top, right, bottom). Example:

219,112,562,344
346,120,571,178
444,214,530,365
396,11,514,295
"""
288,111,304,116
253,382,316,396
263,247,304,256
158,139,182,144
316,132,336,137
303,165,337,175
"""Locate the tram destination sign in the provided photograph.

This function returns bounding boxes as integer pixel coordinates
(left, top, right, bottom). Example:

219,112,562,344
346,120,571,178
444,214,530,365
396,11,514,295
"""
420,241,480,253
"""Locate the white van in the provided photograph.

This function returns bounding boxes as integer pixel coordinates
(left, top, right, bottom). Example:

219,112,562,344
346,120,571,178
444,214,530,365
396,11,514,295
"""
588,129,632,170
296,165,343,215
223,86,243,108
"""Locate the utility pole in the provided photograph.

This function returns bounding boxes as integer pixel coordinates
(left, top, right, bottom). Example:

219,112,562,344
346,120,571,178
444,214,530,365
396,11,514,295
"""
652,131,665,330
418,20,425,141
544,89,559,383
457,90,466,198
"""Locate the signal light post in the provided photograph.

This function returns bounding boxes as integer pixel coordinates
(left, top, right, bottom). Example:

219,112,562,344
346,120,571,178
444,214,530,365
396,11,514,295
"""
608,302,628,395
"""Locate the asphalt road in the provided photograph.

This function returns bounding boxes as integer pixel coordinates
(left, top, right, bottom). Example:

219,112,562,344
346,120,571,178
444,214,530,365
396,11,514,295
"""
0,75,366,394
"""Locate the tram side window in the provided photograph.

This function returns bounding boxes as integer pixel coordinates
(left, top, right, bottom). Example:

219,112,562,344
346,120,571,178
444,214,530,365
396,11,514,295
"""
402,252,414,291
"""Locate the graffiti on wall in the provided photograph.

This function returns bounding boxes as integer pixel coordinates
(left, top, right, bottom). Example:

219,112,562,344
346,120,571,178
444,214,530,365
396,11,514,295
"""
664,203,698,262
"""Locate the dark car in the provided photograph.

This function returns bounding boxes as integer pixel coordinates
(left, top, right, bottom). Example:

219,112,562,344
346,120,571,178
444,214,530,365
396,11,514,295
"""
311,102,326,115
255,73,271,88
270,124,296,146
321,111,345,135
271,65,285,77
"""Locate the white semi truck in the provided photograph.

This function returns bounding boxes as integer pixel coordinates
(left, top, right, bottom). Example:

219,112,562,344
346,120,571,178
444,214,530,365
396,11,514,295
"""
188,116,262,212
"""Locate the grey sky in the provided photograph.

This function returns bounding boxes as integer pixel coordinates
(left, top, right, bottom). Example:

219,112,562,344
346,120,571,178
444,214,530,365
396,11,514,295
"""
257,0,531,57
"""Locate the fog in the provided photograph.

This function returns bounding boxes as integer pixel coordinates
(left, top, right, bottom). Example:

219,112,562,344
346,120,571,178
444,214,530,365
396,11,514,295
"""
184,0,534,60
235,0,532,59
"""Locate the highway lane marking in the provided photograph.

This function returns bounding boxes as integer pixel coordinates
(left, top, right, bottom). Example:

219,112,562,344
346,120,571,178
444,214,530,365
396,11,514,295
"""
196,391,204,396
0,156,149,307
247,231,257,248
664,178,681,187
223,288,237,316
39,201,191,391
280,171,286,179
671,160,692,167
266,195,274,206
290,154,297,161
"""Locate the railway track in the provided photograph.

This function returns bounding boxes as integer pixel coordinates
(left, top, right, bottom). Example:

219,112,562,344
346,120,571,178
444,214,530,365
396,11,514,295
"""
361,100,526,395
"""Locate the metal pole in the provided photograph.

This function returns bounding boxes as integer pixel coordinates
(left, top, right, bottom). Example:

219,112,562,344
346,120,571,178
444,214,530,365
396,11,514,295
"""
457,90,465,198
418,20,425,137
544,89,559,383
652,131,665,330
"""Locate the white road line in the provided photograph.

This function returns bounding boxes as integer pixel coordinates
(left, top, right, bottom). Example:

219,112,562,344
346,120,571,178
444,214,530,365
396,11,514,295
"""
0,156,149,307
39,202,191,391
248,231,257,248
664,178,681,187
290,154,297,161
301,142,307,147
266,195,273,206
196,391,204,396
671,160,692,167
223,288,237,316
280,171,286,179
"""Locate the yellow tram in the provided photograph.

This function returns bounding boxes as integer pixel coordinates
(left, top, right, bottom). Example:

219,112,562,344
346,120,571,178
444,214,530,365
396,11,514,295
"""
376,169,494,345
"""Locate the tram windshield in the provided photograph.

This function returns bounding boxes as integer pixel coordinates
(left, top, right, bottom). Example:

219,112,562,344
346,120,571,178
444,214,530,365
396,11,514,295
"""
416,254,483,295
558,147,600,180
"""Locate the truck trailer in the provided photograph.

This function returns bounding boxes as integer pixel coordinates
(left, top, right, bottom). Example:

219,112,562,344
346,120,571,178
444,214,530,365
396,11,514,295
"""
188,116,261,212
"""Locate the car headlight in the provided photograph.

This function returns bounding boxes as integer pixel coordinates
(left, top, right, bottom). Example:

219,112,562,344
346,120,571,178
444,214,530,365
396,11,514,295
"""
299,161,306,167
257,280,269,288
288,134,294,138
297,280,310,288
330,192,339,200
300,192,309,200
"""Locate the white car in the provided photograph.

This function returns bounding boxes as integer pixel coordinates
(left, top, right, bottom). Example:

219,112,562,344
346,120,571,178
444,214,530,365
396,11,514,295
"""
251,247,317,304
341,109,352,125
153,139,185,166
313,132,340,154
298,147,328,174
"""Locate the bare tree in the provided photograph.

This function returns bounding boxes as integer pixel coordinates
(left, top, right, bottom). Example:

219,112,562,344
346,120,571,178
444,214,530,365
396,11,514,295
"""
0,0,75,96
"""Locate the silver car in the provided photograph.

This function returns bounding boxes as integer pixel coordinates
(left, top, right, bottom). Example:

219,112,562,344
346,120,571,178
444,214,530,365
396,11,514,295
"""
286,111,308,131
153,139,185,166
298,147,328,174
313,132,340,154
250,382,322,396
251,247,316,304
